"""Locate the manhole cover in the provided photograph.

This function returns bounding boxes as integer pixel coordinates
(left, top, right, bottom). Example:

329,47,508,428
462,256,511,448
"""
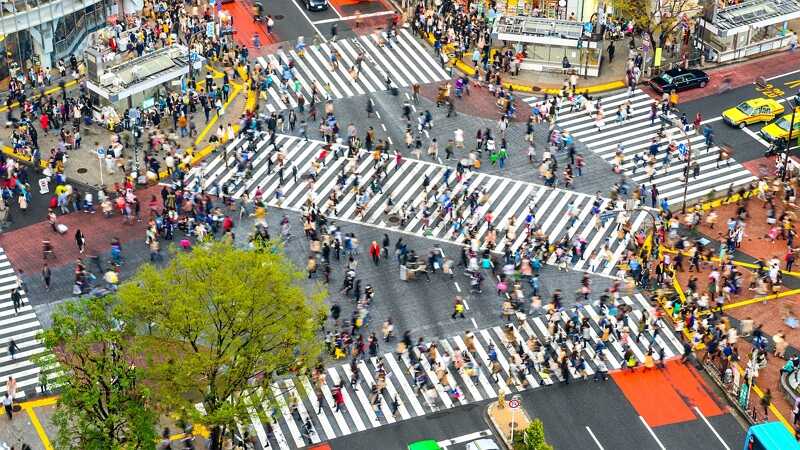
387,216,400,224
76,168,88,174
274,14,284,20
531,86,542,92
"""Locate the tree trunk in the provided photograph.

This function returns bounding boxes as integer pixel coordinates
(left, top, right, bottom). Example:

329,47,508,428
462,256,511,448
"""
209,425,223,450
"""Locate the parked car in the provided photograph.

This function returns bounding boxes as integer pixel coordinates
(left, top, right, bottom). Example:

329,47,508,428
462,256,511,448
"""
722,98,785,128
305,0,329,11
649,68,709,94
466,438,502,450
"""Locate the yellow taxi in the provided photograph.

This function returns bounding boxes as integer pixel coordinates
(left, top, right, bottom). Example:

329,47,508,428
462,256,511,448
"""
760,111,800,142
722,98,784,128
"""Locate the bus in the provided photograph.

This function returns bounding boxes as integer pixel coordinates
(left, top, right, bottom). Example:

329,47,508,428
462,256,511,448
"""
744,422,800,450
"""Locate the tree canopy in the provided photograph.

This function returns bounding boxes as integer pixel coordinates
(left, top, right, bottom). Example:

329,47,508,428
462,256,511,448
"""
117,241,325,449
37,295,158,450
612,0,695,48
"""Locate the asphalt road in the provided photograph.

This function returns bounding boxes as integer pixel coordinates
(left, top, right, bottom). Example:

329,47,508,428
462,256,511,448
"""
261,0,396,47
328,373,746,450
681,69,800,164
327,401,497,450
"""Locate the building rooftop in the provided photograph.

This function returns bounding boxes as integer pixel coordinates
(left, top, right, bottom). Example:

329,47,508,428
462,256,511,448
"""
713,0,800,32
102,45,190,90
494,15,585,40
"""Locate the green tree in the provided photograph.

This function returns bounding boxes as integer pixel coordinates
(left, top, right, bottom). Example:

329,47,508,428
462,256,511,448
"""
514,419,554,450
35,296,158,450
117,241,325,450
611,0,695,49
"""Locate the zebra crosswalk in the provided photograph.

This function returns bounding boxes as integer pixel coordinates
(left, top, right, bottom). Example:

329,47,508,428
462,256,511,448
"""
535,89,756,206
243,294,683,449
190,134,649,275
254,29,450,113
0,248,56,400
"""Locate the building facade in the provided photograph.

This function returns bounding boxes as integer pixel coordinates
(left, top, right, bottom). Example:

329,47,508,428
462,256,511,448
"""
0,0,142,78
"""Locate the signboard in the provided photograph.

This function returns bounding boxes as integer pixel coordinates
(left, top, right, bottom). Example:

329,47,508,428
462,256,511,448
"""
97,148,106,158
738,381,750,409
654,47,663,66
38,178,49,194
508,399,520,409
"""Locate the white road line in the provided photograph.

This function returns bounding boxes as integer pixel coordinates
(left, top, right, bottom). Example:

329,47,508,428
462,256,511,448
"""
381,123,387,131
312,11,396,25
461,299,469,310
586,426,605,450
766,68,800,81
471,318,478,329
639,416,666,450
375,111,381,119
437,429,493,447
290,0,327,42
693,406,731,450
454,282,461,293
699,116,724,125
742,126,770,147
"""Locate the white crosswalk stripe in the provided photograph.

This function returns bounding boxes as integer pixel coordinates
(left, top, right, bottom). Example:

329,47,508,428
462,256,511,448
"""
0,249,58,401
255,29,449,113
242,299,683,449
189,135,648,275
542,89,757,206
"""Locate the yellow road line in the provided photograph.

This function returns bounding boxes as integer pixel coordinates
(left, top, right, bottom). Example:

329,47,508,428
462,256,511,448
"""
0,80,79,113
721,288,800,311
22,404,54,450
661,247,800,278
20,396,58,409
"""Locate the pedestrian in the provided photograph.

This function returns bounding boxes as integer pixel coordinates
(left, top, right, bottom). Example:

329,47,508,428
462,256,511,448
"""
761,389,772,419
2,393,11,420
75,229,86,254
452,296,466,319
369,241,381,265
10,288,22,315
41,264,51,291
6,377,16,400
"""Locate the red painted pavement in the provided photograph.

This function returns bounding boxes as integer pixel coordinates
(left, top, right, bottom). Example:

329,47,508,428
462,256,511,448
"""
612,360,724,427
222,1,277,50
0,186,160,275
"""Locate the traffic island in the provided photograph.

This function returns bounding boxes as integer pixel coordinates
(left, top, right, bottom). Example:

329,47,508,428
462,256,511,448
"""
487,396,555,450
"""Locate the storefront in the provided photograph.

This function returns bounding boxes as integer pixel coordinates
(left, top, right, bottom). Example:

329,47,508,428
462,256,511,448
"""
696,0,800,64
493,15,601,76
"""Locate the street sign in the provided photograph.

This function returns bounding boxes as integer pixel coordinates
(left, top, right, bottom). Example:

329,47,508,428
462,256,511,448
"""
508,399,520,409
97,148,106,158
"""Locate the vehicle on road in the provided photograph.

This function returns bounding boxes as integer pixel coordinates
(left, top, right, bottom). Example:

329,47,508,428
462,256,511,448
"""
304,0,329,11
648,68,709,93
407,440,442,450
465,438,502,450
744,422,800,449
722,98,785,128
759,112,800,142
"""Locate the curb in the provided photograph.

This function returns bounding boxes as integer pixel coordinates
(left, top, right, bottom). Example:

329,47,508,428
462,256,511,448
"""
485,402,513,450
420,31,627,95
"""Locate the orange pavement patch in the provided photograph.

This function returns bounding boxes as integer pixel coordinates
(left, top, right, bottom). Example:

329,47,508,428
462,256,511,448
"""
663,359,724,418
222,2,275,47
612,361,722,427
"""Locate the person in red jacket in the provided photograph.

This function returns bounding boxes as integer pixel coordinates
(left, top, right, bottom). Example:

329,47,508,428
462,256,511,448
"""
369,241,381,265
40,113,49,133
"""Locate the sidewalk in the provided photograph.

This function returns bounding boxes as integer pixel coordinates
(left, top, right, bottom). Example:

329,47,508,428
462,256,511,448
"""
0,65,248,189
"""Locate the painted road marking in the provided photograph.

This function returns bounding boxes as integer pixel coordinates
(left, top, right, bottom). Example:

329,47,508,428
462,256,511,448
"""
471,318,478,329
742,126,770,148
766,69,800,81
454,282,461,293
586,426,605,450
694,406,731,450
291,0,327,42
437,429,493,448
312,11,396,25
639,416,666,450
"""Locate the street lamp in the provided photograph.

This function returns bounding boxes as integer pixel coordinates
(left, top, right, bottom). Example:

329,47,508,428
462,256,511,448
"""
755,77,796,181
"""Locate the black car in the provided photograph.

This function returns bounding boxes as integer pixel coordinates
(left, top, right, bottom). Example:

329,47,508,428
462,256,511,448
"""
304,0,328,11
648,68,709,94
